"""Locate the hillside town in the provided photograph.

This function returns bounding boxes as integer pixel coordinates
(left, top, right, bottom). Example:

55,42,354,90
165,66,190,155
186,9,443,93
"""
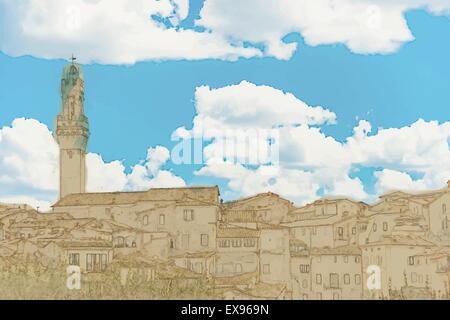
0,62,449,300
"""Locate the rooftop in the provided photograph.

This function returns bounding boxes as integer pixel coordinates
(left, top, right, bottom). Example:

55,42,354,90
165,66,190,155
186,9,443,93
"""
53,186,220,207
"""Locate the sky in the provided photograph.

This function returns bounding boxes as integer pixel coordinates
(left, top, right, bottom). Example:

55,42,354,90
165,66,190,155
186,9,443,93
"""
0,0,449,211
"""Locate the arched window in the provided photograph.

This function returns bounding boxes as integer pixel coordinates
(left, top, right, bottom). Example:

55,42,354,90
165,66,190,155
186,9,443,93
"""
115,237,124,248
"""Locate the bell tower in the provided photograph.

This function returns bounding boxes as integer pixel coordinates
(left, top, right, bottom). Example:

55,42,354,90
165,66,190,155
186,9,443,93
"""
55,57,89,199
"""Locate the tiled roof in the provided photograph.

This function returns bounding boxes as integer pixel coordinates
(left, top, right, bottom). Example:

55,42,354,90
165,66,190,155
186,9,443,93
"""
57,240,113,248
53,186,220,207
361,235,435,247
217,227,260,238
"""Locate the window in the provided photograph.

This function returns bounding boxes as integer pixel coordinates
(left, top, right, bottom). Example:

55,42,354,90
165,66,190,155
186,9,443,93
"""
408,256,415,265
263,264,270,274
372,223,377,232
383,222,388,231
344,274,350,285
344,255,348,263
115,236,125,248
377,256,383,265
443,204,447,214
337,227,344,236
232,239,242,247
101,254,107,271
316,274,322,284
69,253,79,266
132,241,136,248
86,253,106,272
86,254,93,272
159,214,165,225
244,239,256,247
170,239,175,249
330,273,339,289
143,215,149,226
352,227,356,235
183,209,194,221
201,234,209,247
299,264,310,273
355,274,361,285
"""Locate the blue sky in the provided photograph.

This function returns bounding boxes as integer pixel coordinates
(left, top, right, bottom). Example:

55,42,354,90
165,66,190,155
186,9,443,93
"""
0,0,449,209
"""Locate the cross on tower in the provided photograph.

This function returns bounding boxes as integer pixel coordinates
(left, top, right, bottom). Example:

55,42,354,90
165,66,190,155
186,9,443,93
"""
70,54,77,64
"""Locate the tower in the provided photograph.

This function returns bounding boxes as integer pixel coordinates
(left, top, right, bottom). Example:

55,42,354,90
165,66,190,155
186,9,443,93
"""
55,60,89,199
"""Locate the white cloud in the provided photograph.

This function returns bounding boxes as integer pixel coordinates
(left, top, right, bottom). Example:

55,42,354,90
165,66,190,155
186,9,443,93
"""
198,0,450,59
0,118,185,209
0,118,58,192
85,153,127,192
374,169,428,194
1,0,450,63
126,146,186,191
194,81,336,129
176,82,450,205
0,0,260,64
1,84,449,208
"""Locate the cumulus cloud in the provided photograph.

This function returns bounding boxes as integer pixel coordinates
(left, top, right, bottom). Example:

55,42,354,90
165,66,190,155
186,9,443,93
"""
198,0,450,59
126,146,186,191
0,0,259,64
1,0,450,63
174,82,450,205
1,86,449,208
85,153,127,192
0,118,185,210
374,169,428,195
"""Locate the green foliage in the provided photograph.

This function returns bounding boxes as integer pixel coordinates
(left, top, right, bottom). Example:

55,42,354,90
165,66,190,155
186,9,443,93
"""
0,260,213,300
